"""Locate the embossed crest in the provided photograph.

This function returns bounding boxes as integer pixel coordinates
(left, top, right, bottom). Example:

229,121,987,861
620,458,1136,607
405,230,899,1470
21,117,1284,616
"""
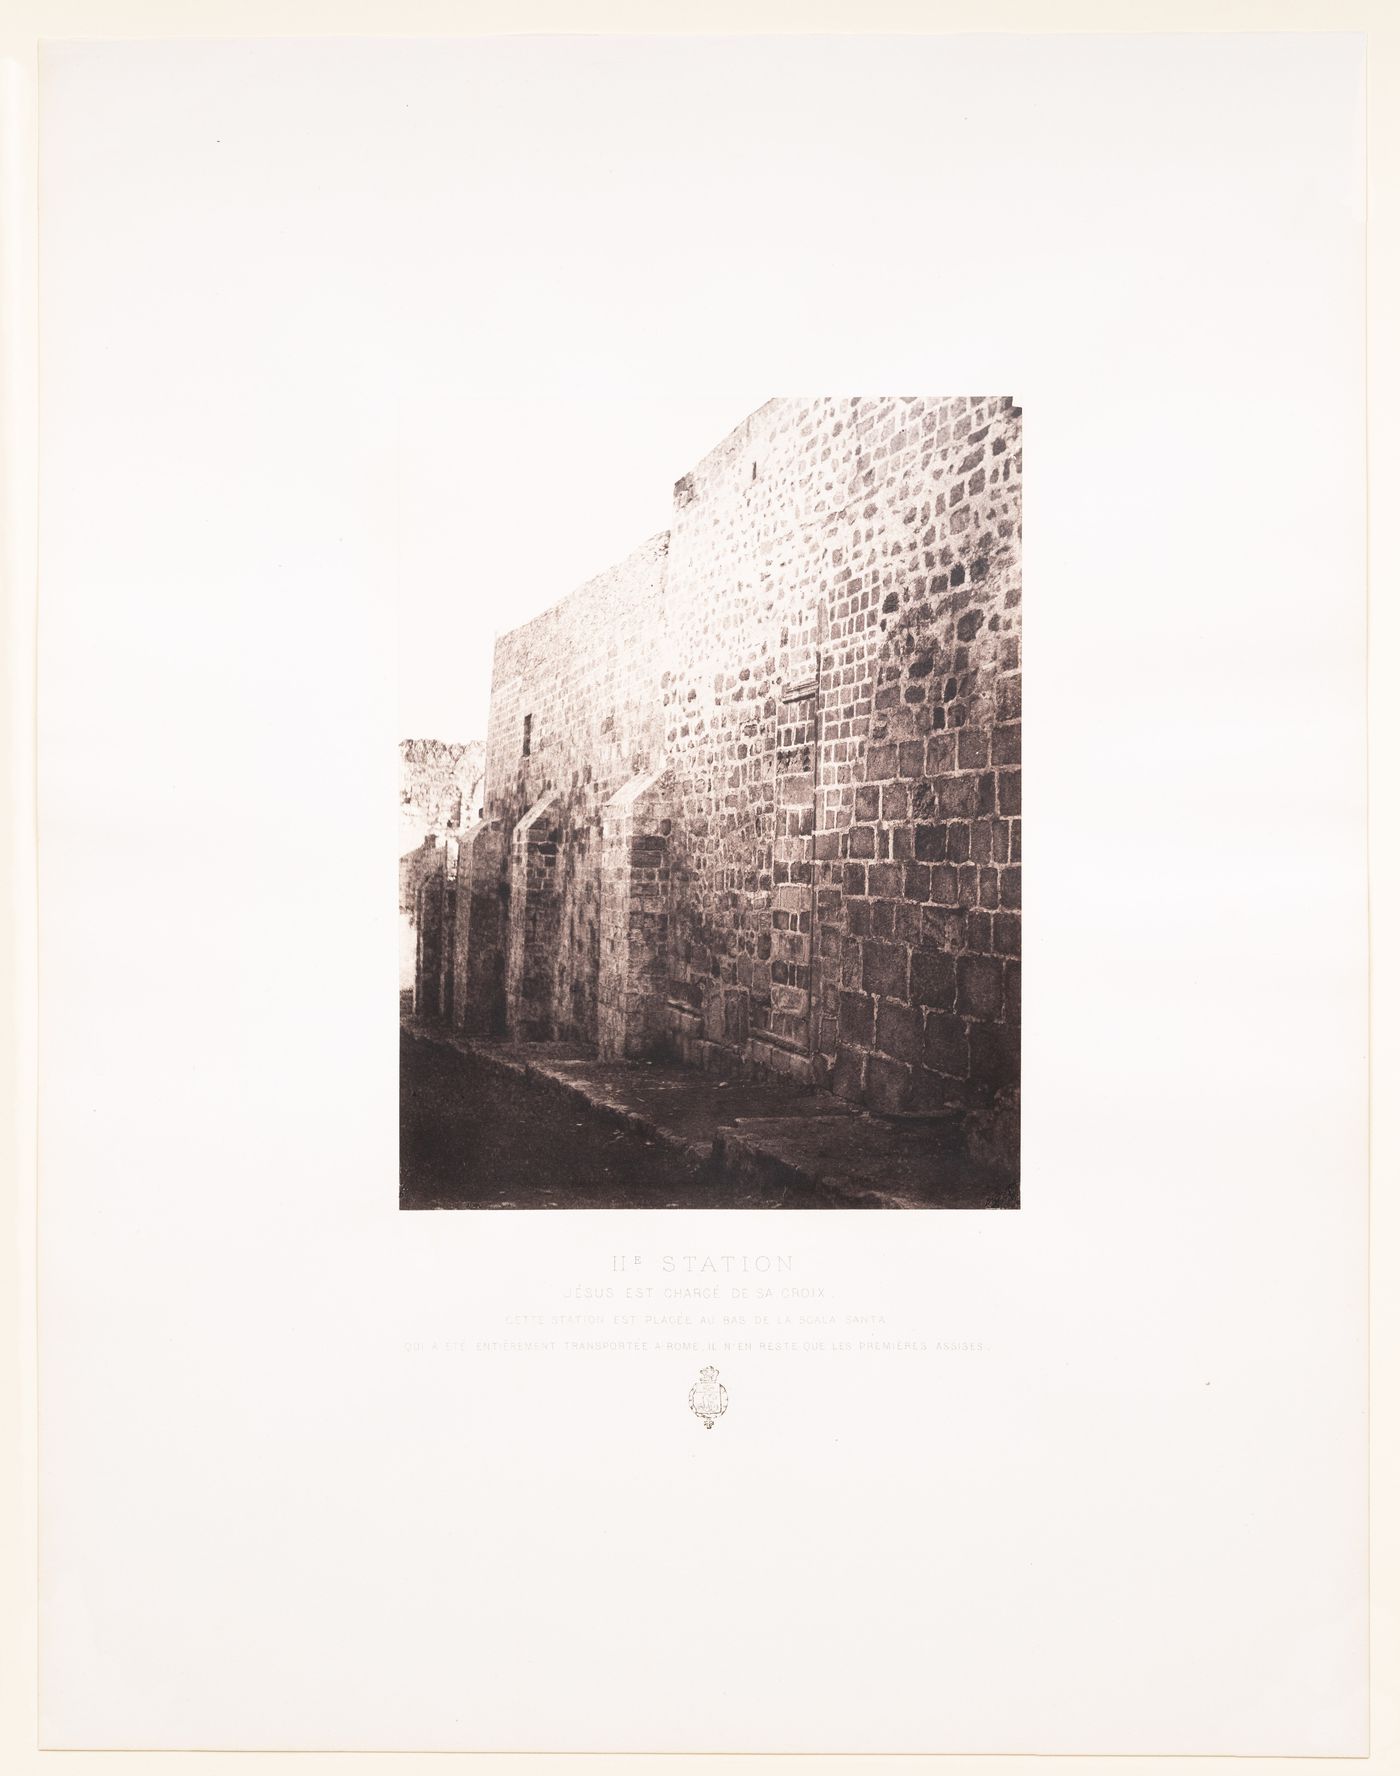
689,1365,728,1430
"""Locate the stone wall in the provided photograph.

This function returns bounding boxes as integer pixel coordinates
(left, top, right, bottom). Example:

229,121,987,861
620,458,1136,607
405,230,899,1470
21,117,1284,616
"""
449,819,506,1038
424,397,1022,1159
400,741,483,998
597,766,674,1060
658,397,1022,1132
483,535,669,1044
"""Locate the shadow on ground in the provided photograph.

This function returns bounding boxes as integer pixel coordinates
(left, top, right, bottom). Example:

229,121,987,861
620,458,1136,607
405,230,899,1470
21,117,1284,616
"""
400,1023,1018,1211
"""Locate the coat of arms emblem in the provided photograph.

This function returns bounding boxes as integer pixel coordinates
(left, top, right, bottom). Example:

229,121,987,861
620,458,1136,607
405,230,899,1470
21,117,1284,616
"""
689,1365,728,1430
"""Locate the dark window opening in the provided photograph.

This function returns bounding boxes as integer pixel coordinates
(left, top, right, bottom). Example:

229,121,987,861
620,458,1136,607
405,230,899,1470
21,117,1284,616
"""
522,713,532,757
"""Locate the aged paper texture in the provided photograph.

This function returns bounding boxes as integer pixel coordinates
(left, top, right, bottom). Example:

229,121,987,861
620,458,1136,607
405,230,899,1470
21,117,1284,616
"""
8,13,1385,1766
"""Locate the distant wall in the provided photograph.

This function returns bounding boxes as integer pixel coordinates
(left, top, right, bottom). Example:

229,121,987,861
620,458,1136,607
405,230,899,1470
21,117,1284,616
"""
401,738,485,834
658,397,1022,1126
401,836,445,1000
483,535,669,1044
400,740,483,999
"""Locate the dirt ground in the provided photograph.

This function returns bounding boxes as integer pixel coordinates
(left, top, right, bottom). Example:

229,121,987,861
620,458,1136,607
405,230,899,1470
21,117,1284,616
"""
399,1029,837,1209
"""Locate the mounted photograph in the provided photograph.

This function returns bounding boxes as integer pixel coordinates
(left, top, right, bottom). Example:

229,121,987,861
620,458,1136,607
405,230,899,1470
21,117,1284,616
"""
400,395,1022,1209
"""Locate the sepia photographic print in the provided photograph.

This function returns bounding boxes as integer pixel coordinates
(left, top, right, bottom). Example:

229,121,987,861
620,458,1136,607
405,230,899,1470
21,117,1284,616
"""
401,395,1022,1210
